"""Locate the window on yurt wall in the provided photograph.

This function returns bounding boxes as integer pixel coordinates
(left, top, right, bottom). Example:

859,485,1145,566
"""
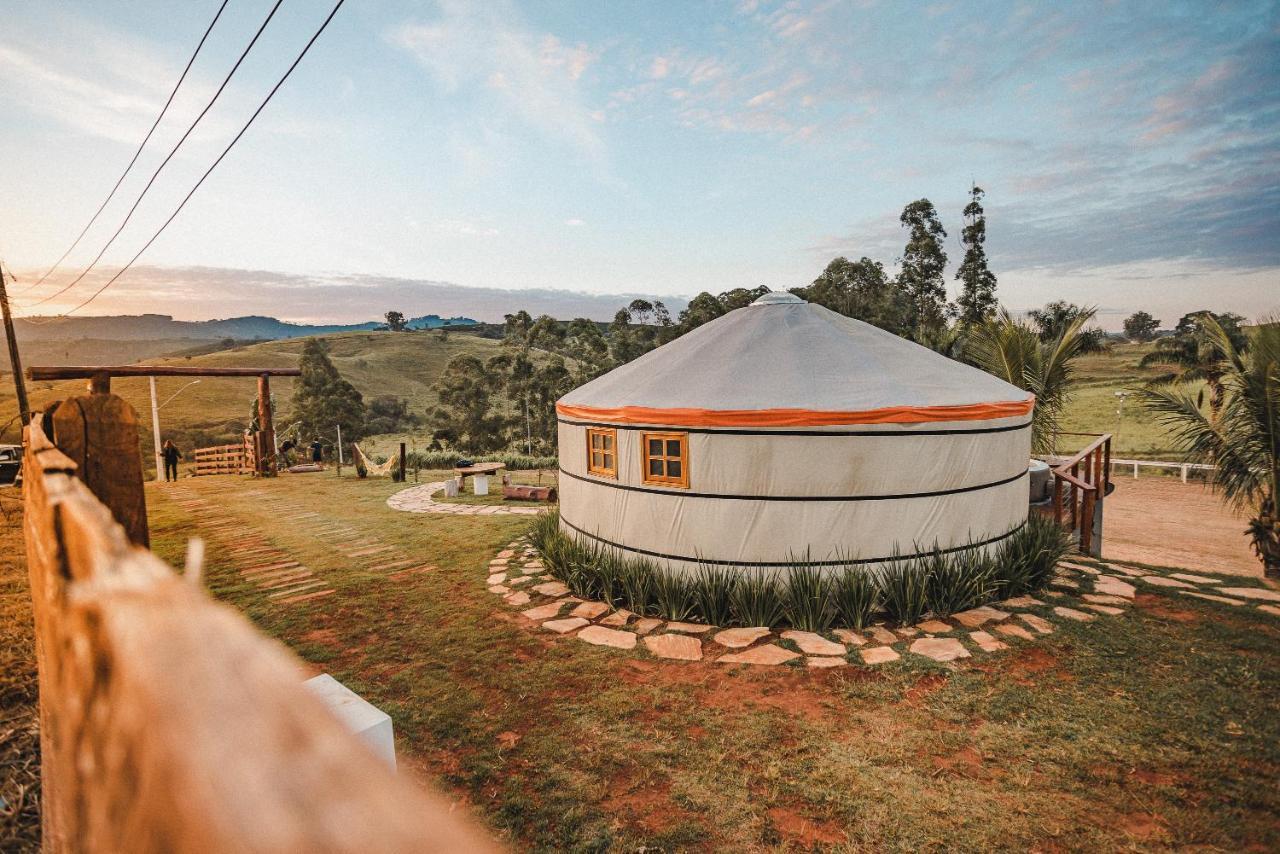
641,432,689,488
586,427,617,478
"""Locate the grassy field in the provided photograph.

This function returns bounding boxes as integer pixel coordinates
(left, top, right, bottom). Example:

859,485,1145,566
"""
0,487,39,851
1055,341,1207,459
26,473,1250,851
0,330,503,464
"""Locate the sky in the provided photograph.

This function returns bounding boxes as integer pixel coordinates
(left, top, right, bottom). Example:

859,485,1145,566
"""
0,0,1277,328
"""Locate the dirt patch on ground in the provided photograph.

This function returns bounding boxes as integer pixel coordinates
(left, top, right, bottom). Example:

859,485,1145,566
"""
1104,478,1260,577
602,771,691,835
1134,593,1200,624
765,804,846,847
302,628,341,649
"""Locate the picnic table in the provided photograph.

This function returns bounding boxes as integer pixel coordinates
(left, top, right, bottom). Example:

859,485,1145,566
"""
453,462,505,487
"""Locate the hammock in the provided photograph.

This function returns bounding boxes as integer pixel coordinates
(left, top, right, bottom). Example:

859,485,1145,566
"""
353,443,398,477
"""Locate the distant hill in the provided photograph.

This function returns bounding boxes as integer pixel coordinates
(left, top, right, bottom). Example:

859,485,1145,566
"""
13,312,477,344
1,329,501,453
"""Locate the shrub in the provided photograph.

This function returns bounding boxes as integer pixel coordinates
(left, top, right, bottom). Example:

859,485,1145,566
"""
925,542,995,617
880,552,930,626
730,571,786,627
407,450,556,471
692,563,737,626
783,560,835,632
832,566,880,630
992,515,1072,598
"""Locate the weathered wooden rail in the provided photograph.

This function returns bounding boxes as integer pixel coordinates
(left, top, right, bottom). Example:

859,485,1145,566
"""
22,394,501,852
193,440,254,476
1049,431,1112,556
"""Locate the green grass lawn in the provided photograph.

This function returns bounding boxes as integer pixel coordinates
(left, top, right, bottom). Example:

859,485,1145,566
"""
1055,341,1207,459
123,474,1280,851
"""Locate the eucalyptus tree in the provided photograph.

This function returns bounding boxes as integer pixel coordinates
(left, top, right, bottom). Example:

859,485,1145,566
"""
897,199,950,336
955,186,998,325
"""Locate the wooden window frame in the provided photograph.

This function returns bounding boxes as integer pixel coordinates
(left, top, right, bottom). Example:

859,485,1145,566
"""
641,431,689,488
586,427,617,478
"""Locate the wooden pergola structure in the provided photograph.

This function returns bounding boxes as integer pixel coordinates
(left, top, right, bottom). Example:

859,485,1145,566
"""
26,365,302,477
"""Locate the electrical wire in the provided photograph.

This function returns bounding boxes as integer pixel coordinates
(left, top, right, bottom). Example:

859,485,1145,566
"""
23,0,285,309
14,0,230,297
54,0,349,318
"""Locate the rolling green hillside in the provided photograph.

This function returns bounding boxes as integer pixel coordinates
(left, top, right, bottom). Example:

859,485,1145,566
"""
0,331,503,460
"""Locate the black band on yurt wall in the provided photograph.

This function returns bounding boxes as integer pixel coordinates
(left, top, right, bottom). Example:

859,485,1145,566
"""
558,515,1027,567
556,417,1033,437
559,466,1029,502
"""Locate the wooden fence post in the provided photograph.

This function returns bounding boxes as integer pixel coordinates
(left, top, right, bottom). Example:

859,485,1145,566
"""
257,374,276,477
47,394,149,547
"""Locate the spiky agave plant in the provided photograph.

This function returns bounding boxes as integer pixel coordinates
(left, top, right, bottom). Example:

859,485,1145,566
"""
652,568,698,622
830,547,880,630
691,562,737,626
1136,316,1280,577
619,557,657,616
783,555,835,632
994,515,1072,596
729,570,786,628
879,549,930,626
925,541,996,617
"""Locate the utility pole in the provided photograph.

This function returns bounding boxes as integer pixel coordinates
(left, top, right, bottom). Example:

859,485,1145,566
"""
150,377,164,482
0,263,31,425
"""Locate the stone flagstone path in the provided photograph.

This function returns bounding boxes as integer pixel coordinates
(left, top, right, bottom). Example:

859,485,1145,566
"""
483,536,1280,668
387,482,544,516
159,483,437,607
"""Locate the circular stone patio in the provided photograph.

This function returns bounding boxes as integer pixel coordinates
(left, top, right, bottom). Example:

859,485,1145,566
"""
484,539,1280,667
388,482,545,516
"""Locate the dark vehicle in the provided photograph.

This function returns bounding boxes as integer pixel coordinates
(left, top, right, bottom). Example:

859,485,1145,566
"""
0,444,19,486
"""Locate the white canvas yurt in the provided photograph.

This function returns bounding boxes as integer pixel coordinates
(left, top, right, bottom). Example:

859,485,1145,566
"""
555,292,1034,574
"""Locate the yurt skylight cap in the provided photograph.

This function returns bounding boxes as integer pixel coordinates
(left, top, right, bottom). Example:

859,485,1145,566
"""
751,292,806,306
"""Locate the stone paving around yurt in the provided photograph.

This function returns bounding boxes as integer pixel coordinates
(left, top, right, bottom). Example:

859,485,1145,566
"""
388,481,543,516
485,538,1280,666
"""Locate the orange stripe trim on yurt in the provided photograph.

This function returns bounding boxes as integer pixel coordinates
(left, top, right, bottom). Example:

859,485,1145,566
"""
556,396,1034,428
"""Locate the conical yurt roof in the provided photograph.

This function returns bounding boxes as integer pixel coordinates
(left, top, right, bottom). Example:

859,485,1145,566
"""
558,293,1033,427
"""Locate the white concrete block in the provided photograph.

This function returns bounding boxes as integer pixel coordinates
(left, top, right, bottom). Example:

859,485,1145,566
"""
304,673,396,770
473,474,490,495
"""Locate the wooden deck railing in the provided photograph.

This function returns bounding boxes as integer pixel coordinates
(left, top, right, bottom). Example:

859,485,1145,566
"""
1049,432,1112,555
22,395,500,853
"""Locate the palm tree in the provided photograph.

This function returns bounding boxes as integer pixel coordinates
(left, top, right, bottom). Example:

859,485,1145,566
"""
966,307,1095,454
1136,317,1279,578
1139,311,1249,417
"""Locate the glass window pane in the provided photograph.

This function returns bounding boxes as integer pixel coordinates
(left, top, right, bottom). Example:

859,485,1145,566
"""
667,460,681,478
603,453,613,468
648,438,662,456
666,439,682,457
649,458,664,476
603,434,613,450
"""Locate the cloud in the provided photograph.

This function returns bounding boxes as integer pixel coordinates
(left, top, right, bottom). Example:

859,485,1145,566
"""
11,265,690,324
564,218,586,227
389,1,605,162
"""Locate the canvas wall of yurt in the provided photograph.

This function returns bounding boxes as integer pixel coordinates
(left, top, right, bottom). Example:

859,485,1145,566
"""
555,292,1034,575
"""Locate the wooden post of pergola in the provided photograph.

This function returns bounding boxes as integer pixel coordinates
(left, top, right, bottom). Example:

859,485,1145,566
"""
27,365,302,479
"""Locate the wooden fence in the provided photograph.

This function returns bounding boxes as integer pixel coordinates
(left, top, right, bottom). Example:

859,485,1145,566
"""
22,393,500,852
193,437,254,476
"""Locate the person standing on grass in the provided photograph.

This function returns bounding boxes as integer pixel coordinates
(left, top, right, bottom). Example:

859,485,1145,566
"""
310,437,323,465
162,440,182,482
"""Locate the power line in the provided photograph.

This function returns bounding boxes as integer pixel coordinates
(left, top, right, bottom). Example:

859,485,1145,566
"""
53,0,349,318
23,0,285,310
14,0,230,297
